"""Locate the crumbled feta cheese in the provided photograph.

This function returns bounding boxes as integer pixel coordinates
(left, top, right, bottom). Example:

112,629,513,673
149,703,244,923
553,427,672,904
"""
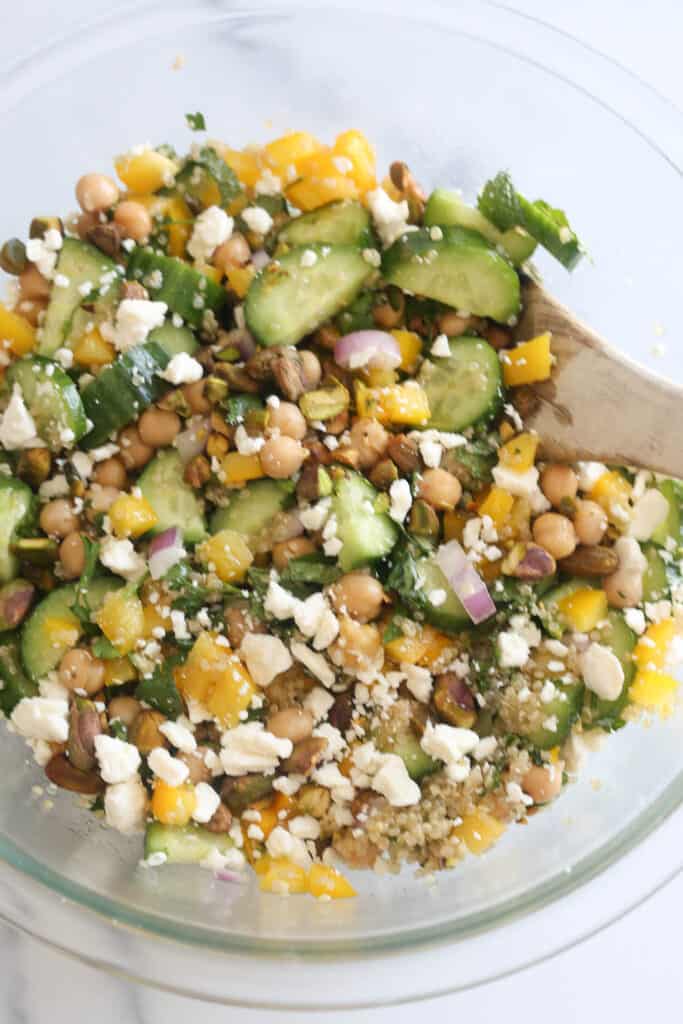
506,780,534,807
313,722,347,760
430,334,451,358
254,169,282,196
645,599,672,624
220,722,292,775
240,633,293,687
614,536,647,574
492,464,540,498
299,498,331,532
628,488,669,542
509,613,541,648
160,352,203,385
11,697,68,743
99,536,146,581
294,591,327,638
71,451,93,481
304,686,335,723
241,206,274,235
497,631,530,669
158,719,197,753
402,663,433,703
576,462,607,492
25,229,62,279
312,762,355,801
371,753,420,806
389,478,412,523
264,580,299,620
540,680,557,704
473,735,498,762
299,248,318,268
623,608,646,634
111,299,167,353
272,775,303,796
200,847,245,872
94,734,141,784
323,537,343,557
581,642,624,701
265,825,311,868
420,721,478,783
0,384,40,450
104,779,147,833
55,347,74,369
233,423,265,455
187,205,233,263
90,443,120,463
191,782,221,824
366,188,412,247
290,641,336,688
429,225,444,242
362,247,382,267
419,439,442,468
288,814,321,840
38,474,70,499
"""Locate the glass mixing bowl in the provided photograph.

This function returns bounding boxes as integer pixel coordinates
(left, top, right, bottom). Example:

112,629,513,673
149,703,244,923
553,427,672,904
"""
1,0,682,1009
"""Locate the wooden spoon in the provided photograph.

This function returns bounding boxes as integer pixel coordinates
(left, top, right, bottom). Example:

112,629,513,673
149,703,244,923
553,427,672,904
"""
513,278,683,477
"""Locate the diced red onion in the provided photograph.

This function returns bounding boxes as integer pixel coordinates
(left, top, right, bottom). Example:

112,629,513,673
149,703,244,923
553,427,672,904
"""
148,527,186,580
435,540,496,625
334,330,402,371
251,249,271,271
215,869,248,884
174,416,209,464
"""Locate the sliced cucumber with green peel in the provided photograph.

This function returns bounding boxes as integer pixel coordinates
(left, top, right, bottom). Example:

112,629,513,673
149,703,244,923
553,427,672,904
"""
245,244,373,348
332,472,398,572
584,611,637,730
0,635,37,716
39,238,120,356
517,681,584,749
651,479,681,548
81,341,170,449
210,479,294,546
7,357,87,450
144,822,234,864
377,728,439,782
382,226,521,323
126,247,227,328
0,478,36,584
417,335,503,433
424,189,536,265
642,545,669,603
138,450,206,543
148,321,198,359
277,200,372,248
413,554,469,632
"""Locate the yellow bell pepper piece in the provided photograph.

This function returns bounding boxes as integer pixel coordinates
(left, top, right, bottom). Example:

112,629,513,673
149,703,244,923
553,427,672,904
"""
197,528,254,584
43,615,80,651
72,328,115,368
257,856,309,895
308,863,357,900
589,470,632,526
634,618,676,671
502,332,552,387
557,588,608,633
221,451,265,485
497,432,538,473
225,265,256,299
142,603,169,639
195,263,223,285
95,590,145,655
0,302,36,356
478,486,515,530
115,149,177,194
452,811,506,855
391,330,422,373
385,623,453,667
286,150,359,211
175,633,256,727
221,146,263,188
355,380,430,427
103,656,137,688
629,669,678,715
443,509,468,543
152,781,196,826
108,494,158,539
264,131,321,176
333,130,377,192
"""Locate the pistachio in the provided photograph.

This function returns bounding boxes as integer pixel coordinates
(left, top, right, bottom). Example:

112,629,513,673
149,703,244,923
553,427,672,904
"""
183,454,211,488
368,458,398,492
280,736,328,775
67,701,103,773
221,774,274,815
298,379,350,422
297,783,331,818
204,801,232,834
205,376,229,405
327,690,354,733
213,362,260,394
0,580,35,631
121,280,148,301
29,216,63,239
0,238,27,276
157,389,192,417
408,499,440,541
511,543,557,580
558,544,619,577
434,673,477,728
128,709,168,754
11,537,59,567
86,222,122,258
386,433,420,473
45,753,104,795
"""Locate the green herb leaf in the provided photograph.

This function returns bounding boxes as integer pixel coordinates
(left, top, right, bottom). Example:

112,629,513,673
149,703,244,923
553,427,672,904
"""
92,637,122,660
135,658,184,720
110,719,129,741
382,618,404,645
184,146,241,206
72,538,100,629
223,394,264,426
280,554,342,592
186,112,207,132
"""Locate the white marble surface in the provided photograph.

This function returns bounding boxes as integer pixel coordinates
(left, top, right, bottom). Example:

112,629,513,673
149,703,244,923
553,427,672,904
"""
2,1,683,1020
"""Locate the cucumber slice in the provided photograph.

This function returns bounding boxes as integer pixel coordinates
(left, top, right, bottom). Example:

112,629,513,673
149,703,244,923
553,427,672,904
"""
417,336,502,433
332,472,398,572
278,200,372,248
523,680,584,749
21,578,121,682
642,545,669,602
538,578,592,638
584,611,637,729
382,226,521,323
81,341,170,449
126,247,227,328
0,635,37,715
138,450,206,543
39,238,120,356
148,321,198,359
0,477,36,583
7,356,87,451
424,189,536,265
651,479,681,547
144,822,234,864
377,728,439,782
210,479,294,545
413,554,470,632
245,244,373,348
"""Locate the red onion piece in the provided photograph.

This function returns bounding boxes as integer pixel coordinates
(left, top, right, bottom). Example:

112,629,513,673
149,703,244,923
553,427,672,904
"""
251,249,270,271
233,328,257,361
215,869,248,884
174,416,209,464
334,330,401,371
148,527,186,580
435,540,496,625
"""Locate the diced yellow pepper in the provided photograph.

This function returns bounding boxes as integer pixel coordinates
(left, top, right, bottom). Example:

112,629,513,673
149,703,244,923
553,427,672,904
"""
225,265,256,298
548,746,561,764
197,528,253,584
196,263,223,285
264,131,321,175
502,332,552,387
115,149,178,194
151,781,196,826
142,603,168,639
164,195,193,258
95,590,145,655
103,656,137,687
557,588,608,633
589,470,632,526
175,632,256,727
308,863,357,899
478,486,515,529
391,330,422,373
108,494,159,539
384,631,429,665
634,618,676,671
0,302,36,356
443,509,468,543
257,856,309,895
241,792,295,861
629,669,678,715
333,130,377,192
364,367,397,389
498,432,539,473
43,615,80,651
355,380,430,426
72,328,115,368
221,146,263,188
286,150,359,211
221,451,265,485
452,811,506,855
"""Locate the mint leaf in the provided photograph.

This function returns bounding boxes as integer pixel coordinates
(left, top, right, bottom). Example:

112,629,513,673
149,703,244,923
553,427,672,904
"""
186,112,206,132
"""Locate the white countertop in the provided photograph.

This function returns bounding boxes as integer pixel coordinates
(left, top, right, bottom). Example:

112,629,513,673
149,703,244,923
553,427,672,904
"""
2,2,682,1020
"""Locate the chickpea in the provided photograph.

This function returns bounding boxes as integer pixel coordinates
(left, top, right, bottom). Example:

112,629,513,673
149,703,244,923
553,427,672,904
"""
604,567,643,608
178,747,213,785
40,498,80,538
108,696,142,728
299,349,322,390
113,200,153,242
75,173,119,213
267,401,307,440
267,707,314,744
138,407,181,448
213,233,250,272
118,425,154,470
59,532,86,579
58,649,106,697
522,762,564,804
87,484,121,515
19,264,50,301
540,465,578,508
260,436,307,479
574,499,607,546
373,294,404,329
330,571,386,622
436,311,471,336
92,456,127,489
182,379,211,414
329,616,383,674
418,468,462,510
532,513,577,560
272,536,316,571
349,417,389,470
